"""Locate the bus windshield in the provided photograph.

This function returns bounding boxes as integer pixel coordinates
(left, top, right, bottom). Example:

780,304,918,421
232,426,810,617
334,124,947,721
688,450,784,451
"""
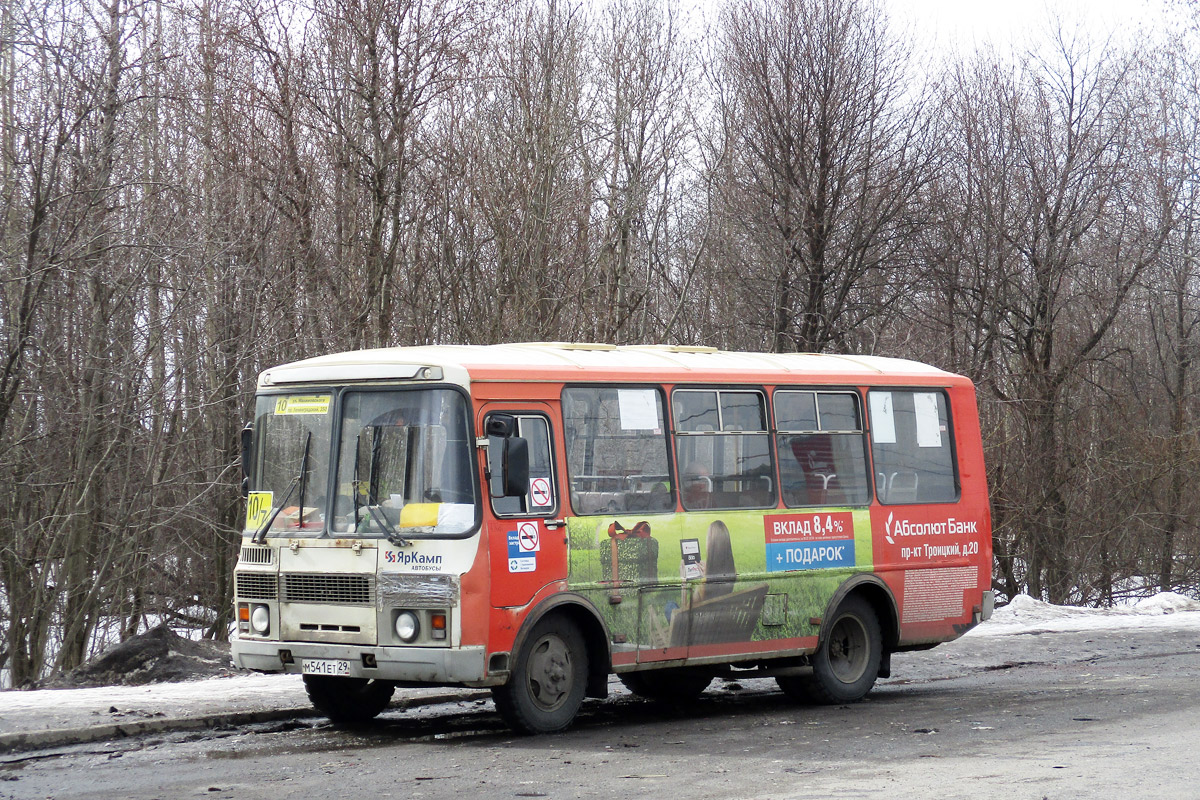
247,389,477,538
332,389,477,537
248,394,334,536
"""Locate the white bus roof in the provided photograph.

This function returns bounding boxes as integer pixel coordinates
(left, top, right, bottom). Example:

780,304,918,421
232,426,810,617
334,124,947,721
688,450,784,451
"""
258,343,961,388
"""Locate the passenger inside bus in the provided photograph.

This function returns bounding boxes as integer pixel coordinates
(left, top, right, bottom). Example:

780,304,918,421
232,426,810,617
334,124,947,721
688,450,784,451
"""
681,461,713,509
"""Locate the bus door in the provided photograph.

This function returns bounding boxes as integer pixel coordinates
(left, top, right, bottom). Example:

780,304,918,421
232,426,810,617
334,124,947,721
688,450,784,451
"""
482,405,567,608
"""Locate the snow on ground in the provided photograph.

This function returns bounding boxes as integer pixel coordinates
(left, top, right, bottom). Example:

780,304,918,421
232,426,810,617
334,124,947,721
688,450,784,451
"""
968,591,1200,637
0,672,309,732
2,593,1200,732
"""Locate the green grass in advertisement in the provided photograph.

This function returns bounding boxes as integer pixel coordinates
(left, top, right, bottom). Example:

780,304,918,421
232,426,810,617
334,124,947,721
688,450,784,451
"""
567,508,872,651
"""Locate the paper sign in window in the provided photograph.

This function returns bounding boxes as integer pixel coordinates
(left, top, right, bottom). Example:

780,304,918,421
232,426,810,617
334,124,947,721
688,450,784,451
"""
617,389,659,430
914,392,943,448
274,395,330,415
869,392,896,444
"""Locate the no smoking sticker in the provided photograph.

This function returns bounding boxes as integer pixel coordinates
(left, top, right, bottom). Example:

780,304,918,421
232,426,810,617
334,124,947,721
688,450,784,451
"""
517,521,540,552
529,477,551,507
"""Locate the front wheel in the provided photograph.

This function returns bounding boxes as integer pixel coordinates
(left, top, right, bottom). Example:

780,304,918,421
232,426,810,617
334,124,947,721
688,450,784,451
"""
777,595,882,705
303,675,396,723
493,614,588,734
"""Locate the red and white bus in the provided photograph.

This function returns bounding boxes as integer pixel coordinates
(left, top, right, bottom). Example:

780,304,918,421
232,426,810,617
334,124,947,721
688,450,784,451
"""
231,343,993,733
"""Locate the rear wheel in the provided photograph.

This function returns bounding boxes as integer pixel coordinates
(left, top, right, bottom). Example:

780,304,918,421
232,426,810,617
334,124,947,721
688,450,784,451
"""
619,668,712,701
303,675,396,723
777,595,881,704
493,614,588,734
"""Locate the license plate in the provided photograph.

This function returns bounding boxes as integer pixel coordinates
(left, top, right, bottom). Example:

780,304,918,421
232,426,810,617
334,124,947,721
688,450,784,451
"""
301,658,350,677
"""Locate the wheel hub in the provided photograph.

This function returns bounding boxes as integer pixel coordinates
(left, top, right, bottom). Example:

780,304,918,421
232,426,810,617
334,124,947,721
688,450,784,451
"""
527,634,573,710
828,616,868,683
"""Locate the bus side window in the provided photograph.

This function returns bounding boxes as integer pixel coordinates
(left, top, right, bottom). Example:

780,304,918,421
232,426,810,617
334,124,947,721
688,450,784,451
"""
673,389,775,510
868,390,958,504
489,414,557,517
562,387,674,516
775,390,869,508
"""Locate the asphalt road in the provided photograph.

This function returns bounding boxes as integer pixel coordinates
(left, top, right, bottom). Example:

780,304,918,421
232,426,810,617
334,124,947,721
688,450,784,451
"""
4,625,1199,800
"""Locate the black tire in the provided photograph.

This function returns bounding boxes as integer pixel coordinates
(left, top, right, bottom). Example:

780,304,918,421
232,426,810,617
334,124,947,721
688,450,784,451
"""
303,675,396,724
777,595,882,705
493,614,588,734
775,672,820,703
619,668,712,701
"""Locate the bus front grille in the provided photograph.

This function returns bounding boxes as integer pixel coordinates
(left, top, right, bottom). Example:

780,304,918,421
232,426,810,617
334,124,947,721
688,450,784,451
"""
235,572,278,600
239,546,274,565
281,573,374,605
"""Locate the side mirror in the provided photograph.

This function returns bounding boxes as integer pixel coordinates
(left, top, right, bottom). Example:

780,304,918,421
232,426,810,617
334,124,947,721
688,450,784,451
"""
502,436,529,497
239,424,254,489
486,414,529,499
486,414,517,438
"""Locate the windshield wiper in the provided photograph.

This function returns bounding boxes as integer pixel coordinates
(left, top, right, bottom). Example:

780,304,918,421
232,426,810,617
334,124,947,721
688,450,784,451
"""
365,504,410,548
252,430,313,544
354,427,410,547
352,432,362,529
295,430,312,528
253,476,297,544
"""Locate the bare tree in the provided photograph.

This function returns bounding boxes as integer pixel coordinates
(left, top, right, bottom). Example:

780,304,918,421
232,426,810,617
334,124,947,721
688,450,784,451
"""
589,0,696,343
708,0,933,353
930,28,1174,603
1139,36,1200,594
308,0,482,348
463,0,596,342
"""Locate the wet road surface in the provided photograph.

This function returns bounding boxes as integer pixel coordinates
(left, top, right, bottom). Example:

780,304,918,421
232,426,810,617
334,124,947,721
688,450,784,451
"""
4,625,1199,800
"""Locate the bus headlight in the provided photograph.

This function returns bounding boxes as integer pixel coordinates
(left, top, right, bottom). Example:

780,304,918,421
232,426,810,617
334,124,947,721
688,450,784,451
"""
395,611,420,642
250,604,271,635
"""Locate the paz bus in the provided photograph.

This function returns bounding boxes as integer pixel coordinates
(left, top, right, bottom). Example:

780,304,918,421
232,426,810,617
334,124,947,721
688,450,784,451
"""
231,343,993,733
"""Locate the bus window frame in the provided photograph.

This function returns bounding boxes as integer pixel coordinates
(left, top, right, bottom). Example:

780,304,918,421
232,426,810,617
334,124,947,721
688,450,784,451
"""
321,383,483,540
250,386,340,538
866,386,962,505
560,383,676,517
484,410,560,520
772,387,873,509
671,385,777,511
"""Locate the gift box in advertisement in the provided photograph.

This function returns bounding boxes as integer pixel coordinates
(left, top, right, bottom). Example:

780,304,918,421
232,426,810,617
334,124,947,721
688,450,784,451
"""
600,521,659,585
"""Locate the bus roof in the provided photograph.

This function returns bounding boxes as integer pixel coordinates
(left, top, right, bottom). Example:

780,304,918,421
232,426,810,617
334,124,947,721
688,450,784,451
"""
259,343,965,389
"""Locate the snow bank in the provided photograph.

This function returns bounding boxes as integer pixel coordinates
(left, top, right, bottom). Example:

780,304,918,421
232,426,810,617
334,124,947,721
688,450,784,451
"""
0,671,308,733
1132,591,1200,615
969,591,1200,637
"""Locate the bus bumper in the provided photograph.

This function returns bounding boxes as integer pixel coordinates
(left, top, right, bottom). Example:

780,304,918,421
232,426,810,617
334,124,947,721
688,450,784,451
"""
979,590,995,622
232,638,493,685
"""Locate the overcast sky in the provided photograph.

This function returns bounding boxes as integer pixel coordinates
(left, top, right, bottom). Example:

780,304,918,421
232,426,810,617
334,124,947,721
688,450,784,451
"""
677,0,1185,55
885,0,1180,53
